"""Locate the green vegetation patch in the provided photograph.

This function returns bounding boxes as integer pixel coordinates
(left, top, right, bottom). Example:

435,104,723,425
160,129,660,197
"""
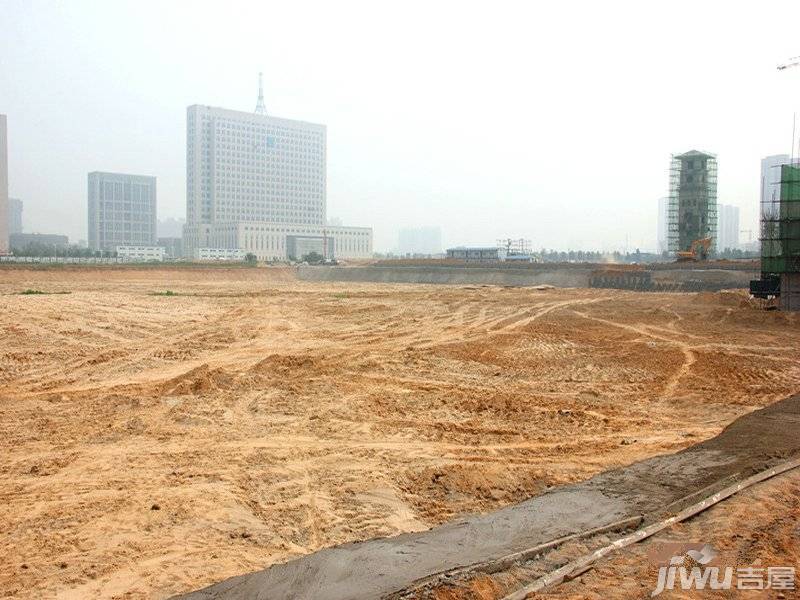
19,289,71,295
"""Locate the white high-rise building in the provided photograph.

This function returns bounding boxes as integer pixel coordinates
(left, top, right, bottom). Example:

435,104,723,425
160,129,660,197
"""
717,204,740,252
0,115,8,255
185,104,326,228
183,85,372,261
656,197,668,254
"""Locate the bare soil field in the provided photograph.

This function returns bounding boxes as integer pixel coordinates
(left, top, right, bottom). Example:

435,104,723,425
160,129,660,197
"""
1,266,799,599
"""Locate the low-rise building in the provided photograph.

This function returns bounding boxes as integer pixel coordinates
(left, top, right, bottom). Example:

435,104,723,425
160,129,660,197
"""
193,247,246,261
184,222,371,261
116,245,165,261
446,247,507,261
505,253,537,263
10,232,69,250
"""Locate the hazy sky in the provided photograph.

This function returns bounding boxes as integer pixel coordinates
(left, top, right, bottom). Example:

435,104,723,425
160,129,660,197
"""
3,0,800,251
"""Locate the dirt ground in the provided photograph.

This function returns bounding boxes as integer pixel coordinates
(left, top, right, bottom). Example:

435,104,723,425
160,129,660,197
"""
1,266,799,599
540,467,800,600
396,394,800,600
416,469,800,600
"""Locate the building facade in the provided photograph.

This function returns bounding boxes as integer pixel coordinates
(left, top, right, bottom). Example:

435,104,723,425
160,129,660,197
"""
286,234,334,261
668,150,718,254
116,246,164,261
760,162,800,310
10,233,69,249
446,247,507,261
752,155,800,310
717,204,740,252
0,115,8,255
184,103,372,260
187,221,371,261
88,172,157,251
8,198,22,234
193,247,246,261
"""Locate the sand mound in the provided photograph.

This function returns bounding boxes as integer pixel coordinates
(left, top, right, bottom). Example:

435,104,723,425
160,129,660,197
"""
160,364,235,395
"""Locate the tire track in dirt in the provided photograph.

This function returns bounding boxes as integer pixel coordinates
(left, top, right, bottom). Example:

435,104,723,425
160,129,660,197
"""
2,270,800,600
571,310,700,399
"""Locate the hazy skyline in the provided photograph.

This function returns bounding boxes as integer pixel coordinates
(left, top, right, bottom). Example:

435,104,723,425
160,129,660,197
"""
3,0,800,251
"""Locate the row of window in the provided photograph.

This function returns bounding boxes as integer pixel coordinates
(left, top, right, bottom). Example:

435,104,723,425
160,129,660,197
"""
202,115,323,139
96,204,155,213
215,172,323,184
94,182,154,203
213,160,323,170
96,224,154,231
98,233,155,240
215,136,323,152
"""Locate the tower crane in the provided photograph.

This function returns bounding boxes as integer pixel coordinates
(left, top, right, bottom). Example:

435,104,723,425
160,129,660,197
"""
778,55,800,160
777,56,800,71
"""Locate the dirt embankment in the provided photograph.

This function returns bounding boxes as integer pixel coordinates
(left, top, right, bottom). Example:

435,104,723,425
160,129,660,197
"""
299,263,755,290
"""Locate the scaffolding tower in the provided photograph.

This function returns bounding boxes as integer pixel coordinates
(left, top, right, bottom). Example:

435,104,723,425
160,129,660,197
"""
497,238,532,256
760,163,800,310
667,151,718,254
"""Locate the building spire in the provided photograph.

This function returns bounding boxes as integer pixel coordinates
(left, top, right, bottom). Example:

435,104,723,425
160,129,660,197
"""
255,72,267,115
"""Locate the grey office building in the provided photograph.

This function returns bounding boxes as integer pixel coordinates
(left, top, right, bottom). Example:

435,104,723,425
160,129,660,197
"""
88,172,157,251
8,198,22,234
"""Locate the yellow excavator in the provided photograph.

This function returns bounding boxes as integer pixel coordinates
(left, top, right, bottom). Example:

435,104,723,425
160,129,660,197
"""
676,237,712,262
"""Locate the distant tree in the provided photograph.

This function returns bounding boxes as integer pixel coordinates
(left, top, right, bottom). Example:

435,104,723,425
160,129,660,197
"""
244,252,258,265
11,242,95,257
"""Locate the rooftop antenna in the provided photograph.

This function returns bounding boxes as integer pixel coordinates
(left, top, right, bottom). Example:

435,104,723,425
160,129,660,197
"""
255,72,267,115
